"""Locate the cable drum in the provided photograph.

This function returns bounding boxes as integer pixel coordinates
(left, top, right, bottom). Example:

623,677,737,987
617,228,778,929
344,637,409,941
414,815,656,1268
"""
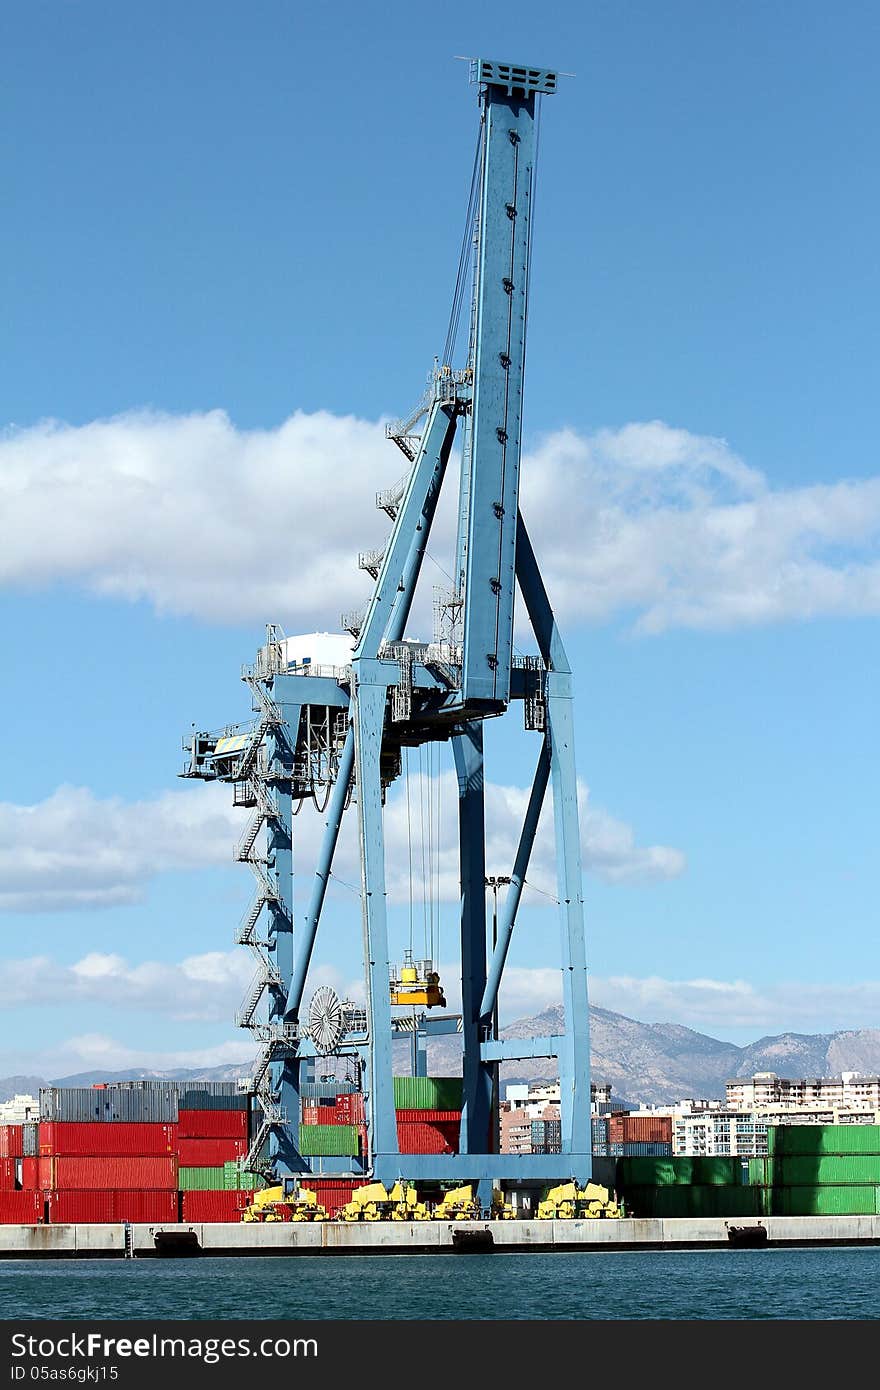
307,986,345,1054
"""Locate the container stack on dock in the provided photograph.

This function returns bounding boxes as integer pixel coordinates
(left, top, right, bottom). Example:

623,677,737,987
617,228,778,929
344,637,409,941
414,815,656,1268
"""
748,1125,880,1215
394,1076,462,1155
0,1124,42,1223
607,1114,673,1157
0,1081,266,1224
37,1085,180,1224
614,1124,880,1217
177,1086,252,1223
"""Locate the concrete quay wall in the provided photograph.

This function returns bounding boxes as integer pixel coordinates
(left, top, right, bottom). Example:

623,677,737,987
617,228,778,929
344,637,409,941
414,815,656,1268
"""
0,1215,879,1258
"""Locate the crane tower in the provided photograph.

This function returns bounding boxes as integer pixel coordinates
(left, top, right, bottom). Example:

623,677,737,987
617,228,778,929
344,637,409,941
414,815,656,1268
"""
183,58,591,1192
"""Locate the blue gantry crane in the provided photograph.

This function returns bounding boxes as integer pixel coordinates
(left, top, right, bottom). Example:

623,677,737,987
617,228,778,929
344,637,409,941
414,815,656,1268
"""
182,58,591,1197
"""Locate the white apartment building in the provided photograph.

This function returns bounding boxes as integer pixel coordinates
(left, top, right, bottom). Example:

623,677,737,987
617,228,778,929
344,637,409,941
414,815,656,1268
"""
503,1081,612,1118
0,1094,38,1125
726,1072,880,1112
673,1110,769,1157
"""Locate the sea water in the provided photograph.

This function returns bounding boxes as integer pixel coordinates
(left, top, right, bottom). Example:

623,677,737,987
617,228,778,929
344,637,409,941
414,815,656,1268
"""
2,1248,879,1320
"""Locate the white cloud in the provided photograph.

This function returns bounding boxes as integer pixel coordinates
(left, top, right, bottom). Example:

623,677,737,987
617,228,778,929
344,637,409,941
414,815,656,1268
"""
0,773,683,913
0,950,251,1022
0,783,243,911
588,974,880,1036
2,409,879,632
520,422,880,633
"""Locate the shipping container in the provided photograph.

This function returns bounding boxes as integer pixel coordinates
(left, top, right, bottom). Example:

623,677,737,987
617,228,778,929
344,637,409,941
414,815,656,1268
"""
177,1110,248,1140
40,1088,178,1124
0,1158,16,1189
181,1190,246,1222
19,1157,39,1190
177,1137,247,1167
770,1185,880,1217
608,1115,673,1146
298,1125,360,1157
39,1156,178,1190
691,1156,744,1186
300,1180,359,1217
178,1166,227,1191
0,1191,42,1224
300,1082,356,1100
767,1124,880,1157
39,1122,177,1157
46,1190,180,1224
178,1088,248,1112
751,1154,880,1186
397,1122,457,1155
222,1163,266,1192
620,1185,763,1219
617,1156,695,1187
22,1123,38,1157
394,1109,461,1126
619,1142,671,1157
393,1077,463,1111
0,1126,23,1158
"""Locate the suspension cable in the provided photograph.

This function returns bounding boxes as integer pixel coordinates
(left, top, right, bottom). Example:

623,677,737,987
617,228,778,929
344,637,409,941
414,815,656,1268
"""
442,119,483,367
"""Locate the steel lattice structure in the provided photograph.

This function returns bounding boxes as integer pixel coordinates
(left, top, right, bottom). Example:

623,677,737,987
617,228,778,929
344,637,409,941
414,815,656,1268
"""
182,58,591,1197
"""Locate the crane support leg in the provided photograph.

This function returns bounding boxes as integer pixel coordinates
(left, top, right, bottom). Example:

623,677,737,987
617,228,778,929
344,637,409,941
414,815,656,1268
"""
479,739,551,1025
547,682,591,1173
351,669,400,1180
284,725,355,1021
453,721,493,1154
516,515,590,1177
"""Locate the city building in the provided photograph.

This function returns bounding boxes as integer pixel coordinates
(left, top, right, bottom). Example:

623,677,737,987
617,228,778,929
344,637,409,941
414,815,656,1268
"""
726,1072,880,1113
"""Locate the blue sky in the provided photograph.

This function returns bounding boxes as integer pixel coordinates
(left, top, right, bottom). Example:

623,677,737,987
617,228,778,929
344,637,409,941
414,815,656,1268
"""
1,1,878,1078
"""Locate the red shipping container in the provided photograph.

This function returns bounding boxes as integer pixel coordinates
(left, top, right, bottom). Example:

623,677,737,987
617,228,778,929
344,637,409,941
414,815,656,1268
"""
396,1121,457,1155
39,1122,177,1157
607,1114,672,1146
47,1190,179,1224
0,1191,42,1224
0,1125,23,1158
331,1094,365,1125
394,1110,461,1125
0,1158,16,1189
48,1190,114,1223
177,1110,248,1140
300,1180,359,1217
176,1138,246,1167
112,1191,179,1223
20,1157,39,1190
39,1156,178,1190
181,1190,245,1222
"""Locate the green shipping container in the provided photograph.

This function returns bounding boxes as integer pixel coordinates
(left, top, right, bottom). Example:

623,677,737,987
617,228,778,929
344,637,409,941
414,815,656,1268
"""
771,1185,880,1217
620,1185,762,1218
617,1157,694,1187
223,1162,265,1191
690,1157,744,1186
767,1125,880,1158
748,1158,774,1187
776,1154,880,1186
178,1166,226,1191
393,1076,463,1111
298,1124,360,1157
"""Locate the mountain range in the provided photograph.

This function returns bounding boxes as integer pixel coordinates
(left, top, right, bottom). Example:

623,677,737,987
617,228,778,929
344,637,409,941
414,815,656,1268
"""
3,1005,879,1106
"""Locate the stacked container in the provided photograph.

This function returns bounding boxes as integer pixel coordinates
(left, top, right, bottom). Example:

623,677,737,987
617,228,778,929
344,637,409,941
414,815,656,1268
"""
748,1125,880,1216
616,1154,755,1217
394,1077,462,1155
176,1090,249,1197
38,1089,180,1224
